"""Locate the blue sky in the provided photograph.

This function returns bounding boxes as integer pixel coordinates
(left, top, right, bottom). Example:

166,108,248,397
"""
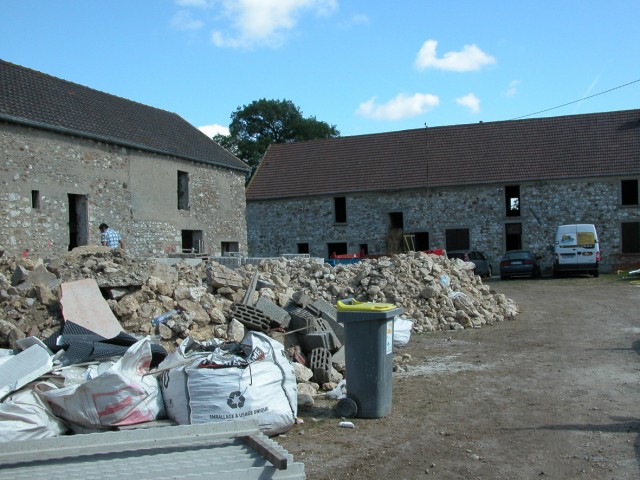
2,1,639,138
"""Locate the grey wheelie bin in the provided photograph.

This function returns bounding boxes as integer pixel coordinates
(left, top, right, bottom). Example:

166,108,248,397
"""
335,299,403,418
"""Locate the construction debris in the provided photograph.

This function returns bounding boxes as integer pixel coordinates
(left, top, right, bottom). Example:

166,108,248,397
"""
0,248,519,441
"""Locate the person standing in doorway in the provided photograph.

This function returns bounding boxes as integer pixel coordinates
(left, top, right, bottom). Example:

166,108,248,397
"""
99,223,125,249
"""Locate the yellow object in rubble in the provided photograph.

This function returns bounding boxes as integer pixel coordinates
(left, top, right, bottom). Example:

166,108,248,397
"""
336,299,398,312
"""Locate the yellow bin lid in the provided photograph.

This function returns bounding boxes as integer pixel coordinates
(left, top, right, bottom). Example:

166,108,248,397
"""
336,299,398,312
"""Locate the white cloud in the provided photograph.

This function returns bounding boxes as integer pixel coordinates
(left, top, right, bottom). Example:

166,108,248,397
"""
455,93,480,113
356,93,440,120
352,14,369,24
505,80,519,97
211,0,338,49
175,0,211,7
415,39,496,72
198,124,230,137
171,10,205,30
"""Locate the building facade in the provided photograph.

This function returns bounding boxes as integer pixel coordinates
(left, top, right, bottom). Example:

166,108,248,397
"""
0,60,249,258
246,110,640,273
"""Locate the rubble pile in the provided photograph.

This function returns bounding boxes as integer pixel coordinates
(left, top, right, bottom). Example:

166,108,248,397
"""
0,248,518,353
0,247,520,440
247,253,519,332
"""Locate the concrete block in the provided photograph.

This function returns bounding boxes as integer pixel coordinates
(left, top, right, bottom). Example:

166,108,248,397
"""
301,331,335,354
289,308,318,333
331,345,345,365
230,303,271,332
314,317,342,351
256,297,291,328
309,347,332,384
242,271,260,305
309,299,344,343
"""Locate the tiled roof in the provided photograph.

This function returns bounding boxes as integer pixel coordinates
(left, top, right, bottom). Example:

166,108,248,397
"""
246,109,640,200
0,59,248,172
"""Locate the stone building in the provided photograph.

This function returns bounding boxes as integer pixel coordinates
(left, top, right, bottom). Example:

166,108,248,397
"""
0,59,249,258
246,109,640,273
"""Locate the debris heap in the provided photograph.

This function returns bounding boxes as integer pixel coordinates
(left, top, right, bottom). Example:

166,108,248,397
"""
0,248,518,356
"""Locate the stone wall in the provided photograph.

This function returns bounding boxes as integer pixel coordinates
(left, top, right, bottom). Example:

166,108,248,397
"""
0,122,247,258
247,178,640,272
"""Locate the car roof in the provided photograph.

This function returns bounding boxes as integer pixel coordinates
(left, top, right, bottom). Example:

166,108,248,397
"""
502,250,533,257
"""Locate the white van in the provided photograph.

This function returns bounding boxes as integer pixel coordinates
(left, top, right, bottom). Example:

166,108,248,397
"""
553,224,600,277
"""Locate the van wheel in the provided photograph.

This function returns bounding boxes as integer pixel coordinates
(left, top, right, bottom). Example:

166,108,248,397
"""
501,274,508,280
593,270,599,278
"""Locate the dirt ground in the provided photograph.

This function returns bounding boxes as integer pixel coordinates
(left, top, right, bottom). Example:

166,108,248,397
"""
276,274,640,480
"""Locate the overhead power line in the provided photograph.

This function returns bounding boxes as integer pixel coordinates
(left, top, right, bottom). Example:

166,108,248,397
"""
511,78,640,120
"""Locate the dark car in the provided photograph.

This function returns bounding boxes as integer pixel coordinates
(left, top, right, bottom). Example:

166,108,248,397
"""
499,250,541,279
447,250,493,278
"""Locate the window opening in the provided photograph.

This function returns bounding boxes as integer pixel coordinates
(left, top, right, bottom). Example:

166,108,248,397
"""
31,190,41,209
445,228,470,251
621,222,640,253
621,179,639,206
359,243,369,255
334,197,346,223
297,243,310,254
389,212,404,229
178,171,190,211
505,185,521,217
221,241,239,255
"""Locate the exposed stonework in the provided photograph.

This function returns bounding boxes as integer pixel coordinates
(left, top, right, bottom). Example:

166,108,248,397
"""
1,123,247,259
247,179,640,273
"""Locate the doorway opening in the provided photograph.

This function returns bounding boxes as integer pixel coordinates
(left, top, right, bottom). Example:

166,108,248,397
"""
68,194,88,251
182,230,203,253
327,242,348,258
505,223,522,251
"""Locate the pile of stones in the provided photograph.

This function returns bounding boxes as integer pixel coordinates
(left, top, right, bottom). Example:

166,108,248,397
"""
0,248,518,399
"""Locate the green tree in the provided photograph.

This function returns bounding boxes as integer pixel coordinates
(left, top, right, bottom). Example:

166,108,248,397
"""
215,99,339,180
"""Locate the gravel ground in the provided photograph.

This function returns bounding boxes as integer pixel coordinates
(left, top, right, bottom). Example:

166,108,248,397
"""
276,274,640,480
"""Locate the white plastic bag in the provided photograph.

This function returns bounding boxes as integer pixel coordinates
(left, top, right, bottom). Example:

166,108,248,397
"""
393,317,414,347
38,337,164,429
0,387,68,442
325,379,347,400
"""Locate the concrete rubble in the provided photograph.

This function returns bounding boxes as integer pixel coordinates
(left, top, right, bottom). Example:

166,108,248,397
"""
0,246,519,445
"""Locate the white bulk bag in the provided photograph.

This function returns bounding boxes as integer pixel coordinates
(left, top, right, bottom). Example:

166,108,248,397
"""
38,337,165,429
160,332,297,436
0,387,68,442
